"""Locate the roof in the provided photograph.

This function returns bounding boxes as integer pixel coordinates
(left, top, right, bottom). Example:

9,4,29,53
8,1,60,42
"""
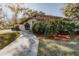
20,14,70,24
34,14,69,20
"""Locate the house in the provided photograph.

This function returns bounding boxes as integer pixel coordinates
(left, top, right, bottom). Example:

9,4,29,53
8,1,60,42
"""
13,14,70,31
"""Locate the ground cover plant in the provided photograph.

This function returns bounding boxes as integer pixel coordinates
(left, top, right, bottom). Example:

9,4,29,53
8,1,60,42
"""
0,32,20,49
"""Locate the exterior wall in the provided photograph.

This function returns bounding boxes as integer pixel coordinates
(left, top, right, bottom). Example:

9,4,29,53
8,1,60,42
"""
18,15,69,31
19,24,26,31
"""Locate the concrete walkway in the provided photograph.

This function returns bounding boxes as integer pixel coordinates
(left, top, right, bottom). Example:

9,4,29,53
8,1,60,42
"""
0,30,39,56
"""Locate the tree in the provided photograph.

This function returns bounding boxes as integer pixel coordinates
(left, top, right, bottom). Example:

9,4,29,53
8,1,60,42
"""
0,5,8,29
23,9,45,17
7,4,26,24
63,3,79,20
7,4,45,25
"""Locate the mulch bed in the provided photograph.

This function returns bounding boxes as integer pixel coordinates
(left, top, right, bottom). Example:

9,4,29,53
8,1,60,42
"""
48,34,79,40
47,35,71,40
35,33,79,40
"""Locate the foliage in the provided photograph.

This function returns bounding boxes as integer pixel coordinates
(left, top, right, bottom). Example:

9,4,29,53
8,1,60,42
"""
63,3,79,20
32,21,46,34
32,20,76,36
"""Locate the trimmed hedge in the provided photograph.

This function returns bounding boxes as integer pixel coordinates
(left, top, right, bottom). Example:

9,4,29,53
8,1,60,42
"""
32,20,76,36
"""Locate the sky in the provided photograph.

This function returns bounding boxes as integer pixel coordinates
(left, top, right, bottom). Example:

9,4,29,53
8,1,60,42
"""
0,3,66,20
24,3,65,17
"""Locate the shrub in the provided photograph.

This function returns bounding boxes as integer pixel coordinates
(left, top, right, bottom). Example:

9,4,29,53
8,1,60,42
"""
32,20,76,36
32,22,46,34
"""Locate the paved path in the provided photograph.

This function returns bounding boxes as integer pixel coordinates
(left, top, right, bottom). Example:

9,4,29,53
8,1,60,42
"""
0,30,39,56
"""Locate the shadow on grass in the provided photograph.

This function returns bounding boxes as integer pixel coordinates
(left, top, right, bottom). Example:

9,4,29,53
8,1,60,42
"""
38,38,79,56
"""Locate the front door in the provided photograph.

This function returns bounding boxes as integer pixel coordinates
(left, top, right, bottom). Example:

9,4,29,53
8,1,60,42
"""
25,23,30,30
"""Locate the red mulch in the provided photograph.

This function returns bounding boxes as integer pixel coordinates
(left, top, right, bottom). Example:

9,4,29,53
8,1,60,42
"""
47,34,79,40
47,35,71,40
35,33,79,41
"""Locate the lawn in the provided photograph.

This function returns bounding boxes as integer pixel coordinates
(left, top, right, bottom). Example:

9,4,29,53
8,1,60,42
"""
38,37,79,56
0,32,20,49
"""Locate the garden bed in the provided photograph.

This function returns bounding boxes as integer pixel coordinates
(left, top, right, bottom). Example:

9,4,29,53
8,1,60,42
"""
32,20,77,40
47,35,71,40
36,33,79,40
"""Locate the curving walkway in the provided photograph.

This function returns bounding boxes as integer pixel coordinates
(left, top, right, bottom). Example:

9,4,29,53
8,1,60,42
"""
0,30,39,56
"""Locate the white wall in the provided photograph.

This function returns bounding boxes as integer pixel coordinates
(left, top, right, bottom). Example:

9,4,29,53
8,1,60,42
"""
27,19,37,30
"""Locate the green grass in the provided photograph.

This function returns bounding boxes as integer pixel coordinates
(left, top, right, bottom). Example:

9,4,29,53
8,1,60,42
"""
0,32,20,49
38,37,79,56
